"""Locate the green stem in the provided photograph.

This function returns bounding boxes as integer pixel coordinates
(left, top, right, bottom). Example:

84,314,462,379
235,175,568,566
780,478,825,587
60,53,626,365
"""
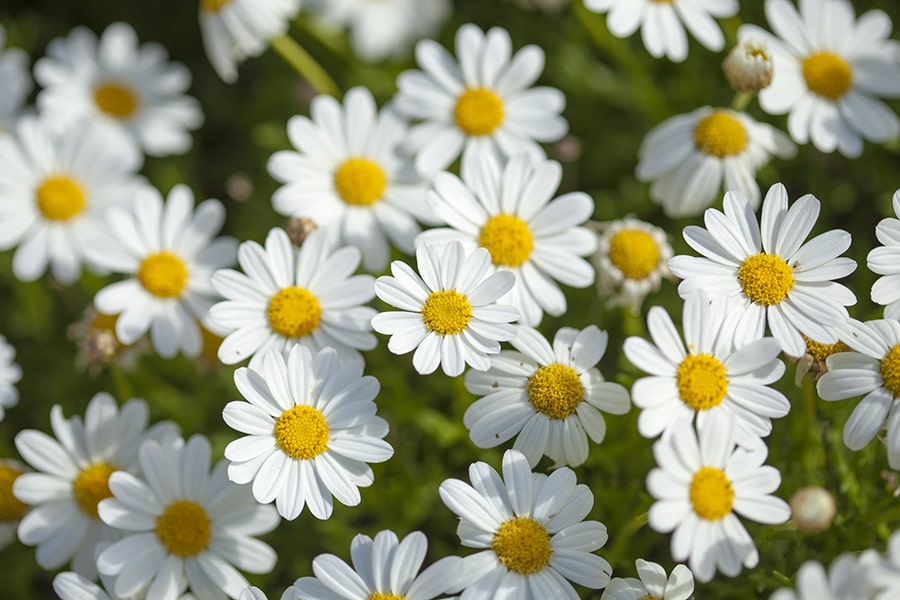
609,510,649,559
730,91,754,112
270,34,340,97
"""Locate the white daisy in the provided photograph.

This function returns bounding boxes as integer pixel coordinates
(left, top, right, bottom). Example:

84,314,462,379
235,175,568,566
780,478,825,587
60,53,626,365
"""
817,318,900,469
868,190,900,319
739,0,900,157
771,554,874,600
394,24,567,176
268,86,434,273
0,458,29,551
417,153,596,326
646,416,791,583
438,448,612,598
0,334,21,422
600,559,694,600
35,22,203,157
13,392,178,578
240,587,296,600
97,434,279,600
464,325,630,467
307,0,450,62
592,217,673,313
583,0,739,62
870,531,900,600
636,106,796,217
208,227,377,370
88,184,237,359
289,529,461,599
0,23,32,134
624,291,788,448
199,0,301,83
223,345,393,520
668,183,857,358
371,241,518,377
0,115,144,284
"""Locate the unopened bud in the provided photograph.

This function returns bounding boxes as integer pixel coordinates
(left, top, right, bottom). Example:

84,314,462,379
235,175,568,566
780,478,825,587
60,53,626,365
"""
285,217,317,247
790,486,836,533
724,38,773,93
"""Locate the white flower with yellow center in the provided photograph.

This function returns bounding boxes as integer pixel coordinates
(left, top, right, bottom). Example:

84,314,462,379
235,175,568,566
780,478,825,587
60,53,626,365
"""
439,449,612,598
268,87,434,273
35,22,203,157
0,115,143,284
583,0,738,62
464,325,630,467
289,529,462,599
817,319,900,470
89,184,237,359
600,559,694,600
12,393,178,579
417,153,596,326
868,190,900,319
199,0,301,83
739,0,900,157
0,335,21,422
0,458,29,551
771,553,875,600
636,106,796,217
624,291,789,448
223,345,393,520
0,23,32,134
869,531,900,599
209,227,377,370
372,241,518,377
668,183,857,358
97,434,279,600
394,24,567,175
593,217,673,312
647,418,791,583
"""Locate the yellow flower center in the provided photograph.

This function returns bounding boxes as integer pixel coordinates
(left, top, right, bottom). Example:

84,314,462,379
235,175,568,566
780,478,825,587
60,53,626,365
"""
677,354,727,411
274,405,330,460
454,88,505,136
880,345,900,397
0,465,29,522
138,252,189,299
155,499,211,557
267,286,322,338
72,463,116,519
491,516,552,575
608,229,661,280
640,596,662,600
478,214,534,267
93,80,139,119
420,290,472,336
802,52,852,100
369,594,405,600
690,466,735,521
693,111,748,157
803,336,849,363
737,253,795,306
200,0,233,12
334,158,387,206
35,175,86,221
527,363,585,420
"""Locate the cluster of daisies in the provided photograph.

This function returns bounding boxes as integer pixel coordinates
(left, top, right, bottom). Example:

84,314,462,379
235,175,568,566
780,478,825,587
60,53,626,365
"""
0,0,900,598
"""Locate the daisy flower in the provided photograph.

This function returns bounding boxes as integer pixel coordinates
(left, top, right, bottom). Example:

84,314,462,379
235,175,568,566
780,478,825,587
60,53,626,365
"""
0,115,144,284
35,22,203,157
739,0,900,157
0,458,29,551
771,554,874,600
371,241,518,377
438,448,612,598
817,319,900,469
464,325,630,467
223,345,393,520
868,190,900,319
592,217,673,312
870,531,900,599
241,588,298,600
623,291,789,448
583,0,739,62
13,392,178,578
0,334,21,422
268,87,434,273
647,417,791,583
636,106,796,217
723,38,774,94
288,529,461,599
668,183,857,358
600,559,694,600
199,0,301,83
394,24,567,175
307,0,450,62
0,23,32,134
417,153,596,326
89,184,237,359
97,434,279,600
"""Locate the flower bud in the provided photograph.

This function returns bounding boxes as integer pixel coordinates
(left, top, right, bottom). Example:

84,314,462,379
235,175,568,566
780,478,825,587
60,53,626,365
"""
790,486,836,533
724,38,773,93
285,217,317,247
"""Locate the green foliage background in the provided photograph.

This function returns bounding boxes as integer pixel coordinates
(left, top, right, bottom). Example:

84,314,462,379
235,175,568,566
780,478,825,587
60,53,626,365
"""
1,0,900,597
